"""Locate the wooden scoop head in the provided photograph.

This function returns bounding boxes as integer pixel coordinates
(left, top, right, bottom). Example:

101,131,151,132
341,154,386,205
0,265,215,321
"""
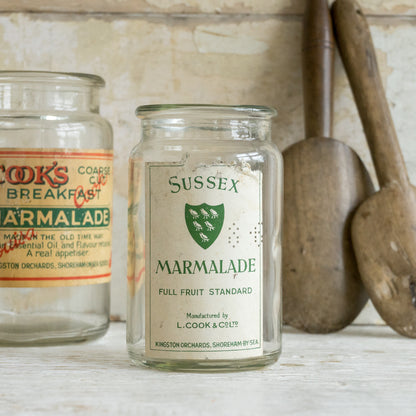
352,184,416,337
283,137,372,332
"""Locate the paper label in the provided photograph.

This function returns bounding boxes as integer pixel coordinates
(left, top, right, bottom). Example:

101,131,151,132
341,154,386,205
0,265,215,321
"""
145,162,263,360
0,149,112,287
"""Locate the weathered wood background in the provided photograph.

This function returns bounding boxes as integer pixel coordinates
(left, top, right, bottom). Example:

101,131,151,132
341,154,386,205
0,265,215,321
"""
0,0,415,323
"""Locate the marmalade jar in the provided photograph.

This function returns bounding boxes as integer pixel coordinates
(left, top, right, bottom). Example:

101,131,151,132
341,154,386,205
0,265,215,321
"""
127,105,282,371
0,71,113,344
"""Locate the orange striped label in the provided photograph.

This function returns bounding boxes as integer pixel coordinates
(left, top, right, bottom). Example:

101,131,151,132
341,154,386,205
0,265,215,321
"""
0,148,113,287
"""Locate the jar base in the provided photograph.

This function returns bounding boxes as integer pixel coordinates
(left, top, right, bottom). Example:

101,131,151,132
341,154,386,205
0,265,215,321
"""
0,312,109,346
127,347,281,373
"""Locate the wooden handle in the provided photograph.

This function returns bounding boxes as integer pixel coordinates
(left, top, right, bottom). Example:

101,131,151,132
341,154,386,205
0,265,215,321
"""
303,0,334,139
332,0,409,188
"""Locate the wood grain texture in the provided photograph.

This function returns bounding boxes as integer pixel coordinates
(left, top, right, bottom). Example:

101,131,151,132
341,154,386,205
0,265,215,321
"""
283,138,373,332
282,0,373,333
302,0,334,138
332,0,408,189
0,323,415,415
0,0,415,16
333,0,416,338
351,185,416,337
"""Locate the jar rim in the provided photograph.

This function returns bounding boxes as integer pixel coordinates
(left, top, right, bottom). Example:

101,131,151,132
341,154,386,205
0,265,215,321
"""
135,104,277,119
0,71,105,87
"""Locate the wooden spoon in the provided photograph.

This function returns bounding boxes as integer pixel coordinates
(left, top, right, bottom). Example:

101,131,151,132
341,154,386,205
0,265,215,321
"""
332,0,416,338
282,0,373,333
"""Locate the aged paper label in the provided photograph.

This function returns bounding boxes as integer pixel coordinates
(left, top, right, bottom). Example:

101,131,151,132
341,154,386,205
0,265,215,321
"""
0,149,112,287
145,163,263,360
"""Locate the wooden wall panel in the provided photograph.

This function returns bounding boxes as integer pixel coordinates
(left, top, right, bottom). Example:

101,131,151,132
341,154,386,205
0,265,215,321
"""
0,0,415,16
0,6,415,323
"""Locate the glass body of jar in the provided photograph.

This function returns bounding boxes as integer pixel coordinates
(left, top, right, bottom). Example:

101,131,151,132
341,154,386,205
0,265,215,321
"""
0,71,113,345
127,105,282,372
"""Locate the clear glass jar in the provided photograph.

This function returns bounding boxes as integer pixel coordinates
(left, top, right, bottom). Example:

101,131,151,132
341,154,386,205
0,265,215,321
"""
127,104,282,372
0,71,113,345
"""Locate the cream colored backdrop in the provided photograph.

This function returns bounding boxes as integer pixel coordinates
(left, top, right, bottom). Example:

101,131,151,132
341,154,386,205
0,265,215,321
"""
0,0,415,323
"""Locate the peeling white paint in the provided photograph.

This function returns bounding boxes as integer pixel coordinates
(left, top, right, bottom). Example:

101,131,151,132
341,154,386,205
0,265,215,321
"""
0,13,415,323
194,26,269,55
144,0,295,14
390,241,399,252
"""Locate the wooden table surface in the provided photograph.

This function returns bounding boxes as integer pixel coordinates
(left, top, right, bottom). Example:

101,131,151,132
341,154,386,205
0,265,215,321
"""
1,323,414,415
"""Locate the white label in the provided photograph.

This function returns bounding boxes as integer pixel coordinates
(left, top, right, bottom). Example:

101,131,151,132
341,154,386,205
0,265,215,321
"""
145,163,263,360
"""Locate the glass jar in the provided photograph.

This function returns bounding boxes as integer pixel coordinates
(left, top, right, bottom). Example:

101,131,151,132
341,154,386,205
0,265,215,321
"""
127,104,282,371
0,71,113,345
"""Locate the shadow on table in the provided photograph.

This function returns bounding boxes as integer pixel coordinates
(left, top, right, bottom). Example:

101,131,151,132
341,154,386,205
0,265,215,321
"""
282,325,403,339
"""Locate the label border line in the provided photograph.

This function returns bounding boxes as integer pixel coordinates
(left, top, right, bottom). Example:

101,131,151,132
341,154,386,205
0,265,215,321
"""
146,162,263,356
0,150,113,158
0,273,111,281
149,345,262,353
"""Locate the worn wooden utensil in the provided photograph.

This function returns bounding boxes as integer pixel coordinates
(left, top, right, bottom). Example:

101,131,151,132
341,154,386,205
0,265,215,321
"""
332,0,416,338
283,0,373,333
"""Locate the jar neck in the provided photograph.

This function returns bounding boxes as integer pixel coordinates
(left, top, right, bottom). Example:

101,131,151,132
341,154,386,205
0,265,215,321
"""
140,118,272,142
0,82,100,114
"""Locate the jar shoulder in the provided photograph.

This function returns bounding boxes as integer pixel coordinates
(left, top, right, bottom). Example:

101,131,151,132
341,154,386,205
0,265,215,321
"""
0,113,113,150
129,139,281,160
0,112,110,126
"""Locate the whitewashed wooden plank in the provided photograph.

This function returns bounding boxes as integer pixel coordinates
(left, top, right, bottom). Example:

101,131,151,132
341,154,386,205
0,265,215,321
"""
0,14,415,323
0,0,415,16
0,323,415,415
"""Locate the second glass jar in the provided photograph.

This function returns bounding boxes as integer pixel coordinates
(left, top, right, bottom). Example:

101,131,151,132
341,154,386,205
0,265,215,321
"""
0,71,113,345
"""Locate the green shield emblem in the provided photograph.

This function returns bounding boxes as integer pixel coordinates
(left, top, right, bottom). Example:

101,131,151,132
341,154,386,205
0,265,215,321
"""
185,203,224,249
